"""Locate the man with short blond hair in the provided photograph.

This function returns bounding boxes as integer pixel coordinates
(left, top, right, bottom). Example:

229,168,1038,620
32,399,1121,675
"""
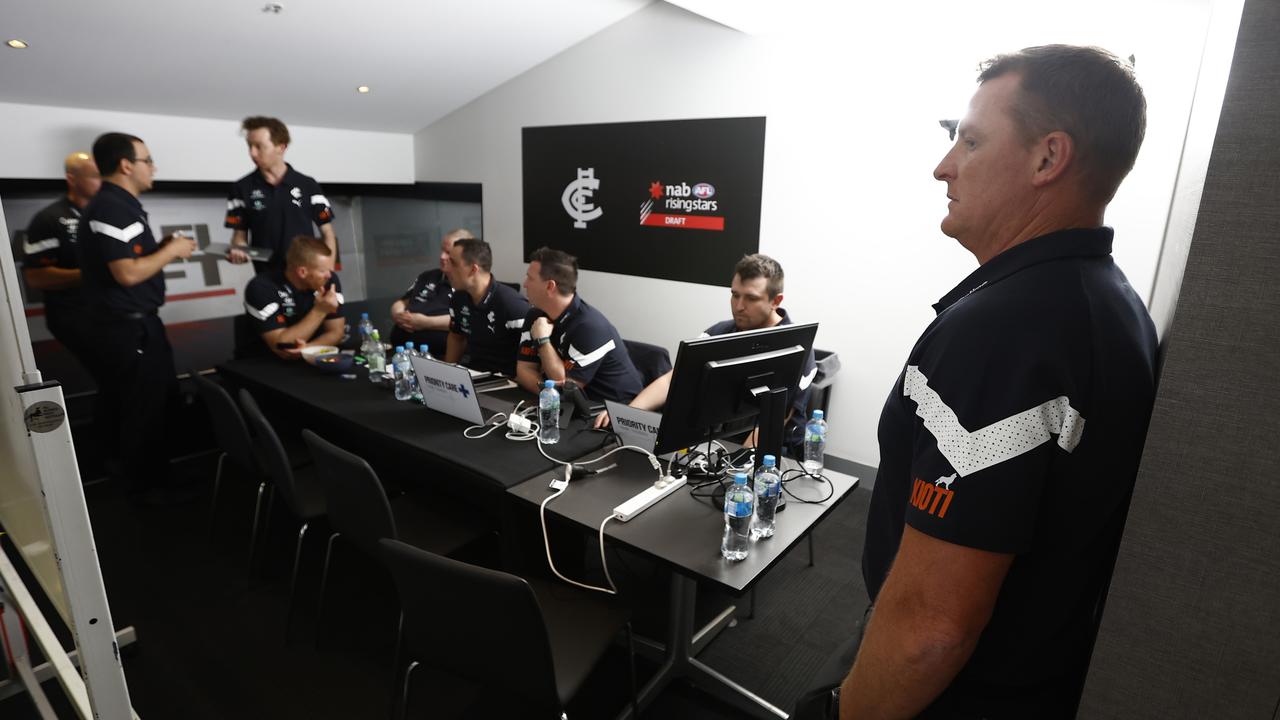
389,227,474,352
243,235,344,360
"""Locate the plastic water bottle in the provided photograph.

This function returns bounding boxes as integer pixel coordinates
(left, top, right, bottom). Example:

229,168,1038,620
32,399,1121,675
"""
366,329,386,381
751,455,782,540
721,473,754,561
416,343,431,360
392,346,413,401
803,409,827,474
404,342,423,402
538,380,560,445
358,312,374,343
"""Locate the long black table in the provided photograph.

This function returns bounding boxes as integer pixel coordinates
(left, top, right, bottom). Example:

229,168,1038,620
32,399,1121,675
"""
508,449,859,719
216,357,609,503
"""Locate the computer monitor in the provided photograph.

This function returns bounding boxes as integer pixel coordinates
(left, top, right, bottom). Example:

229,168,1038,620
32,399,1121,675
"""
654,322,818,466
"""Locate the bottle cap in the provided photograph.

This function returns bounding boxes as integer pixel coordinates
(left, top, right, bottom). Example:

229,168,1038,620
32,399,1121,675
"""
406,341,416,350
361,312,369,319
395,346,404,353
762,454,776,467
813,409,824,420
420,344,428,354
733,472,748,485
543,379,555,389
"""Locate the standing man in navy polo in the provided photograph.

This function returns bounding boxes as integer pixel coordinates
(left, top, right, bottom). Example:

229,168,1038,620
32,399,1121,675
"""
22,151,101,371
802,46,1158,720
594,253,817,454
443,237,530,376
517,247,642,403
224,116,336,274
81,132,197,498
389,227,474,352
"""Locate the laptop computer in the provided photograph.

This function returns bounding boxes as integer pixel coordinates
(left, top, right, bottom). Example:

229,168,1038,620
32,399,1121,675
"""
202,242,274,262
411,356,512,425
604,400,662,454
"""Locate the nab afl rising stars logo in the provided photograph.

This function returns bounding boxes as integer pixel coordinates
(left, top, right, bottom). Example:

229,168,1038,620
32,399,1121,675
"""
562,168,603,229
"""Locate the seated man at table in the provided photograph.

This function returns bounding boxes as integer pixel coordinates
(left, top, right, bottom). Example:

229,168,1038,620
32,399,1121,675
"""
243,235,344,360
443,237,530,376
595,253,816,454
516,247,643,403
389,227,474,353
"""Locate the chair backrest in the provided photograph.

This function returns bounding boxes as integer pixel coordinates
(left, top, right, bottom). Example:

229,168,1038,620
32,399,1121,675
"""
191,371,259,475
378,538,562,716
624,339,673,387
238,389,309,516
301,430,396,556
233,314,269,360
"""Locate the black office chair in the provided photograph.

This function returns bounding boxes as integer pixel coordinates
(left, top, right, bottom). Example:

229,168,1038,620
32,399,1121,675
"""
378,538,637,720
191,371,272,577
624,339,672,386
238,389,327,641
301,430,489,642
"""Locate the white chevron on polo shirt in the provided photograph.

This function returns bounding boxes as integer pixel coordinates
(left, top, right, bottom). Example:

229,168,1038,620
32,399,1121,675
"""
89,220,145,243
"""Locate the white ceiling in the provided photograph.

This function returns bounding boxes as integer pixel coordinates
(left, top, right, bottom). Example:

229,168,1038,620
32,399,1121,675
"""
0,0,653,133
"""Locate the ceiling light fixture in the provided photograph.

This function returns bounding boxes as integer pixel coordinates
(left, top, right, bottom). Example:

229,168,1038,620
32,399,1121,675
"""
7,39,29,49
357,86,370,94
261,3,283,14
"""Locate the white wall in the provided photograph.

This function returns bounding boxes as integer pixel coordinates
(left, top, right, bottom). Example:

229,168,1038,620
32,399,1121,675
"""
414,0,1216,466
0,101,414,183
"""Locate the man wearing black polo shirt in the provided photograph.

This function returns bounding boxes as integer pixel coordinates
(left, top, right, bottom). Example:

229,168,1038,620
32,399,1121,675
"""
517,247,642,403
243,235,344,360
595,253,817,454
389,227,473,352
443,237,529,376
224,116,336,274
809,46,1158,720
22,151,101,370
81,132,197,497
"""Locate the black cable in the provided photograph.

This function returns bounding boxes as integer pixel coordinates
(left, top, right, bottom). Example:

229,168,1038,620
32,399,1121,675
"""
780,467,835,503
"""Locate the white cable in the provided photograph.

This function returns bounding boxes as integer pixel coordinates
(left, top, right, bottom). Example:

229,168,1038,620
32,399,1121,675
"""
463,413,509,439
539,480,616,595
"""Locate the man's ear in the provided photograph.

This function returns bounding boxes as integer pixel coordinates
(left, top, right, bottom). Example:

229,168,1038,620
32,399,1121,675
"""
771,292,784,309
1030,130,1075,188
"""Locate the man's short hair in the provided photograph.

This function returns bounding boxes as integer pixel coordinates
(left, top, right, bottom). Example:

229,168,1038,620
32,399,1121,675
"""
286,235,331,269
978,45,1147,204
453,237,492,273
242,116,291,147
92,132,143,176
734,253,784,299
529,247,577,296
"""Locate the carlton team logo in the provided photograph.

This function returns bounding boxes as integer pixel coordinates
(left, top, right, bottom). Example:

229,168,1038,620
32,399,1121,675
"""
640,180,724,231
562,168,603,229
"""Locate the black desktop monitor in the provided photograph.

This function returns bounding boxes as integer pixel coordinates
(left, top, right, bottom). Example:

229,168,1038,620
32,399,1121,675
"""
654,322,818,465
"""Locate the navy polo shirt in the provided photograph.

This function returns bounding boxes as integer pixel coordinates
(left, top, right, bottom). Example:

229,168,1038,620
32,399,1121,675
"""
703,307,817,451
81,182,165,315
22,196,86,314
390,268,452,352
224,164,333,270
863,227,1157,717
449,277,530,376
518,294,643,403
243,270,344,338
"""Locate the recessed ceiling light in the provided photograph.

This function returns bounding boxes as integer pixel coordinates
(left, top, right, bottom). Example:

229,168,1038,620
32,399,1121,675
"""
7,39,29,49
357,86,370,94
261,3,283,14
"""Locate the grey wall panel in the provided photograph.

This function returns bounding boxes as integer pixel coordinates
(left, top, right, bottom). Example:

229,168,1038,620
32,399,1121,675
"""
1080,0,1280,717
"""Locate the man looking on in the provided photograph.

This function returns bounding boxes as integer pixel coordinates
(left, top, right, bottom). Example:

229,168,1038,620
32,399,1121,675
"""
810,45,1157,720
594,253,817,454
224,116,337,274
443,237,530,376
517,247,642,403
243,235,344,360
80,132,197,498
389,227,474,352
22,151,102,369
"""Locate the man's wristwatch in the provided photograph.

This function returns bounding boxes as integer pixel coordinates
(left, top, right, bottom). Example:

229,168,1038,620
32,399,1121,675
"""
533,336,551,346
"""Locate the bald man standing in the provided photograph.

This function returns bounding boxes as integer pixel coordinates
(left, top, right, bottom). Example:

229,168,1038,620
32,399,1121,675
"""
22,152,102,369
